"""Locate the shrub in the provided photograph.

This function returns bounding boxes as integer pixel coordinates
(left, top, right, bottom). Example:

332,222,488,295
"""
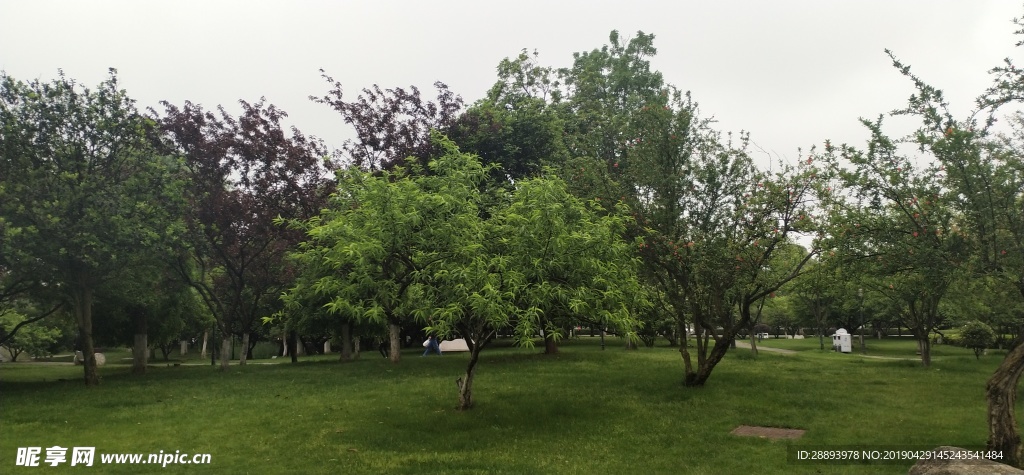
942,332,963,347
960,320,996,360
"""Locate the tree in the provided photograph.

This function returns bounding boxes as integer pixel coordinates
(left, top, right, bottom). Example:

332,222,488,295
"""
625,84,819,386
0,307,62,361
284,142,462,363
0,70,185,385
761,293,797,340
490,171,645,355
0,267,64,342
961,320,997,359
0,270,64,347
91,271,207,371
790,258,843,349
861,27,1024,463
158,99,333,370
288,135,641,408
448,96,566,186
431,171,643,408
558,30,662,175
312,74,463,171
946,276,1024,347
546,30,822,384
448,49,569,186
824,112,970,366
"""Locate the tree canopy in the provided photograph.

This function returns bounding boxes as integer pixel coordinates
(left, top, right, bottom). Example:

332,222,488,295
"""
0,69,185,385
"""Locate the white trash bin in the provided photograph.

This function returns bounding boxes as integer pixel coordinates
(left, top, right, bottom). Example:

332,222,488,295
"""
832,329,852,353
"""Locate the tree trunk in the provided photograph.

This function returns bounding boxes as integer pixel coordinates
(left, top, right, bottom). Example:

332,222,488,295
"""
72,286,99,386
684,337,732,387
457,345,483,410
339,322,353,362
664,327,679,347
200,331,208,359
543,331,559,354
986,339,1024,467
219,335,231,371
132,311,147,375
132,334,148,374
918,338,931,367
296,334,305,356
288,330,298,363
388,322,401,363
238,332,250,365
749,331,758,357
679,316,693,380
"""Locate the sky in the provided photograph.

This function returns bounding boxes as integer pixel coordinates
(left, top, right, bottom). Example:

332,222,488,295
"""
1,1,1021,166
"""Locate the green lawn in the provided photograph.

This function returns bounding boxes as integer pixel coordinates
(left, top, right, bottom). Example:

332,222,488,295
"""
754,335,999,359
0,337,1018,474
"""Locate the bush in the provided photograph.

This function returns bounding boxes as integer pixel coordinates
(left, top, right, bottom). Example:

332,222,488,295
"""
942,332,962,347
960,320,996,360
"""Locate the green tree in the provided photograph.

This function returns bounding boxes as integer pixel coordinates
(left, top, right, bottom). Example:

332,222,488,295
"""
824,114,969,366
790,258,846,349
857,29,1024,462
429,172,642,408
287,136,641,409
942,274,1024,347
0,267,65,347
448,52,568,184
284,140,467,363
544,30,823,384
627,98,822,386
492,172,643,354
0,307,62,361
92,272,207,371
559,30,662,175
0,70,185,385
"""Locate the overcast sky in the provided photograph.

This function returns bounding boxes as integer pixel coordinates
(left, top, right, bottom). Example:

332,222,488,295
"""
1,1,1020,165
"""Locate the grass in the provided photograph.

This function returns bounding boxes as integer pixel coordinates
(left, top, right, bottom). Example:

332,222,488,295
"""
0,337,1019,474
754,335,1001,359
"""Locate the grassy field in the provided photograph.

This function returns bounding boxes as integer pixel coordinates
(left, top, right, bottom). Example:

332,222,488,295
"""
752,335,988,359
0,337,1018,474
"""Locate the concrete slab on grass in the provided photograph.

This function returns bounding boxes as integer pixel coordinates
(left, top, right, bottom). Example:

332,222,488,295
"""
439,339,470,352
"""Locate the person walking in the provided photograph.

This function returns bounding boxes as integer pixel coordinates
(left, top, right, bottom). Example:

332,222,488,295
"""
422,335,442,356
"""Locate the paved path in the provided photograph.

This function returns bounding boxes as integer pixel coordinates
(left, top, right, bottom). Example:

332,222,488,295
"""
733,341,798,355
857,354,925,361
734,342,931,361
